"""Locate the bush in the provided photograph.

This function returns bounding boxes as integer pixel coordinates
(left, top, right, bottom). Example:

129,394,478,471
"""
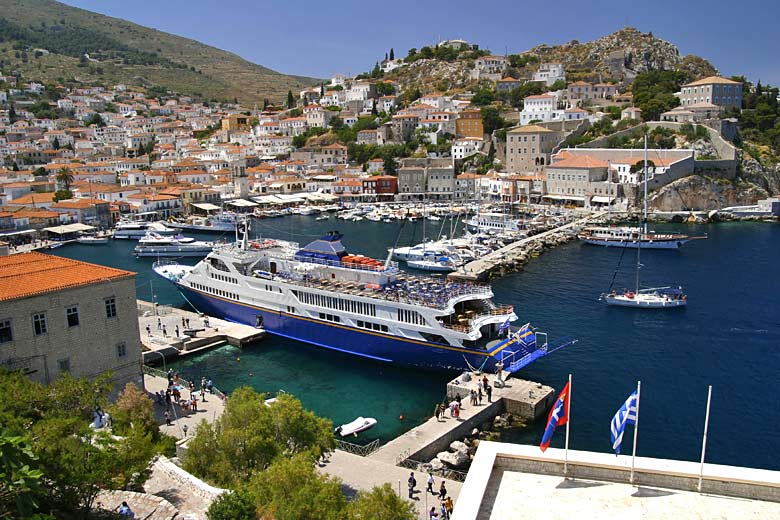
207,490,256,520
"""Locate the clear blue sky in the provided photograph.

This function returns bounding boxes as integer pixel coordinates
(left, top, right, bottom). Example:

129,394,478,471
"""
61,0,778,84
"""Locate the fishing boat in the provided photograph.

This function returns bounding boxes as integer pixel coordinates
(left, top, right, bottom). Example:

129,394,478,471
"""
602,134,688,309
152,226,573,372
407,256,457,273
134,232,214,257
113,220,175,239
76,235,108,245
335,417,377,437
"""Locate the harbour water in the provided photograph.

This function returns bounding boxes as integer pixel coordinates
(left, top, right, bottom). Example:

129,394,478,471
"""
53,217,780,470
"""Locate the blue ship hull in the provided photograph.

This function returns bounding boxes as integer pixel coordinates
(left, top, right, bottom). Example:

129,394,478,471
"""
175,284,525,372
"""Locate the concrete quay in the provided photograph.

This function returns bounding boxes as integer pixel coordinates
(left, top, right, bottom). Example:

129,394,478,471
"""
138,299,265,364
449,211,606,282
369,373,554,466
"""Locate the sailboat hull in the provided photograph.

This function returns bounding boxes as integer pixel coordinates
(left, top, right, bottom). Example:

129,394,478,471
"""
603,294,687,308
581,237,688,249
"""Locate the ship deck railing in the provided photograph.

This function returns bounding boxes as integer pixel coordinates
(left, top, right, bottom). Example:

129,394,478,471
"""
440,305,515,333
274,272,492,310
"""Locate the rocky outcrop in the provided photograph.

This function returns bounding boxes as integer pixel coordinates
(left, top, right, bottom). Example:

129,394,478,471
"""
649,175,769,211
526,28,717,81
737,154,780,195
385,59,472,93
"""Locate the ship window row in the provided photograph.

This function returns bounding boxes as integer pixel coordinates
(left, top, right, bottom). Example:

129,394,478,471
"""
356,320,389,333
210,272,238,284
209,258,230,272
398,308,425,325
319,312,341,323
263,284,283,293
191,282,239,301
293,291,376,316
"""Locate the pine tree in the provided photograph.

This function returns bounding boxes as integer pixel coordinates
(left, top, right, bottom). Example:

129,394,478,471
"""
286,90,295,109
8,106,16,123
389,48,395,60
263,98,269,110
52,136,60,150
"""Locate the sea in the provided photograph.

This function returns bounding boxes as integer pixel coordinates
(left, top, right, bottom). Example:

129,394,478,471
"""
53,217,780,471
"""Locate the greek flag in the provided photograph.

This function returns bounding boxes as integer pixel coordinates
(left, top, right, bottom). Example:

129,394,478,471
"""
515,322,536,349
499,317,511,333
610,390,638,455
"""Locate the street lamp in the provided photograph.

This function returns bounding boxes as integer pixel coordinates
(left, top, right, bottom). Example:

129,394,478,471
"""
147,349,166,374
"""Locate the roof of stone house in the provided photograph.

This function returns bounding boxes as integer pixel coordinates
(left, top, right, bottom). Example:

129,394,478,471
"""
507,125,553,133
548,155,609,169
0,251,134,302
683,76,741,87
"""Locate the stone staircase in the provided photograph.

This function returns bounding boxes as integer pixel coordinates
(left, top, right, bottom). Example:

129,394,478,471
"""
95,489,178,520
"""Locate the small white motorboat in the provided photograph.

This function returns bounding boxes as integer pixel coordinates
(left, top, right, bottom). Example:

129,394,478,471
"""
335,416,377,437
77,235,109,245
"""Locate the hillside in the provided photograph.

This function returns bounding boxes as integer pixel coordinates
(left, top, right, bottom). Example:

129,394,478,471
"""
0,0,318,103
383,28,718,95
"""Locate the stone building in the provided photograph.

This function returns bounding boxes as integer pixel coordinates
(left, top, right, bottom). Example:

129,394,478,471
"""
0,252,142,391
505,125,564,174
676,76,742,112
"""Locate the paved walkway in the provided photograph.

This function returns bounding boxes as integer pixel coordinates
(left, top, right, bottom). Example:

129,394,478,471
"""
320,450,462,519
143,457,224,520
144,374,225,440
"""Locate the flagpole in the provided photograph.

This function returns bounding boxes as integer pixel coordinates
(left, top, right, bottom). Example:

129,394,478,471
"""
564,373,572,477
697,385,713,492
630,380,641,484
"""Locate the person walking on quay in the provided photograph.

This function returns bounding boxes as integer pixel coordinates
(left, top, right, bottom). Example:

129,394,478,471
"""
427,472,435,494
164,389,171,410
434,403,442,422
440,502,449,520
470,389,477,406
157,317,162,330
455,393,462,407
164,410,171,427
439,481,447,500
181,316,186,329
486,383,492,403
185,317,190,328
482,375,488,392
429,506,439,519
175,325,179,338
444,496,453,516
407,472,416,499
478,387,483,405
162,325,168,338
145,324,151,337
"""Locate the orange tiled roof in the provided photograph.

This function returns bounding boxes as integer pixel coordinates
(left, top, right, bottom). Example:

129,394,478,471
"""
7,193,56,205
0,252,134,302
549,155,608,169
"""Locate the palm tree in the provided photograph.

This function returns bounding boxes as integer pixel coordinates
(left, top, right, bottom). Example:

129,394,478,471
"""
55,167,74,191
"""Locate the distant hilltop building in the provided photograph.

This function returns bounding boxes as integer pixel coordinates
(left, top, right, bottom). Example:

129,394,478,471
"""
437,39,478,51
532,63,566,87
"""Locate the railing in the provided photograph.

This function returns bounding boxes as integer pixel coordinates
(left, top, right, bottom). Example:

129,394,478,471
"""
441,305,515,333
397,457,469,483
335,438,382,457
142,364,227,401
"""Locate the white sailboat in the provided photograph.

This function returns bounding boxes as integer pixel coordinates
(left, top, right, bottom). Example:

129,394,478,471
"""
602,135,688,309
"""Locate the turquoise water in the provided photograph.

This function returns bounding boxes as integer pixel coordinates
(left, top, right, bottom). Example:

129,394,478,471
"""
54,218,780,470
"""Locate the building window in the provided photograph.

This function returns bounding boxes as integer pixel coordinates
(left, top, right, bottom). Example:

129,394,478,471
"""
58,357,70,373
32,313,47,336
0,319,12,343
66,306,79,327
105,297,117,318
116,342,127,358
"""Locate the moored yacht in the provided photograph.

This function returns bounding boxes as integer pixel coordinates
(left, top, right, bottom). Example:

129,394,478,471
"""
578,226,703,249
113,220,175,239
134,232,214,257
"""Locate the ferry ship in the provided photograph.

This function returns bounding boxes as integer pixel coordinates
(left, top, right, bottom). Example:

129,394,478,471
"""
153,229,570,372
577,226,703,249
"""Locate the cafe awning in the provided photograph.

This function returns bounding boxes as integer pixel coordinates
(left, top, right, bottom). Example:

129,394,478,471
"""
191,202,221,211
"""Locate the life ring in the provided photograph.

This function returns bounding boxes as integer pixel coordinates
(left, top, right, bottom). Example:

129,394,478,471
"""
626,292,635,299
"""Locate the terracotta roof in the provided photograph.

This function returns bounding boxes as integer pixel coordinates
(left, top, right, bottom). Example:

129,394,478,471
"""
549,155,608,169
0,252,134,302
7,193,56,205
683,76,741,87
51,198,108,209
525,94,554,100
508,125,553,133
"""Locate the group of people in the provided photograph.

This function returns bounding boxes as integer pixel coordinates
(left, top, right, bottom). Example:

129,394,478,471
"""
157,370,215,425
433,376,494,422
407,472,453,519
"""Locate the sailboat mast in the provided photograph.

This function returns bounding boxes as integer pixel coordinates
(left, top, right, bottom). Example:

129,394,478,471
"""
607,160,612,220
643,133,648,235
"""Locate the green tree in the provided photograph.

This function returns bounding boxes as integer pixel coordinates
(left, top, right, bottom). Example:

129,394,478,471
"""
55,167,74,191
383,155,398,175
248,454,347,520
8,106,16,123
471,89,495,106
33,166,48,177
287,90,295,109
480,106,505,135
347,483,416,520
109,382,157,437
389,48,395,60
183,390,335,488
376,82,395,96
0,430,45,518
631,70,687,121
371,62,382,78
52,136,60,150
84,113,105,127
207,489,256,520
